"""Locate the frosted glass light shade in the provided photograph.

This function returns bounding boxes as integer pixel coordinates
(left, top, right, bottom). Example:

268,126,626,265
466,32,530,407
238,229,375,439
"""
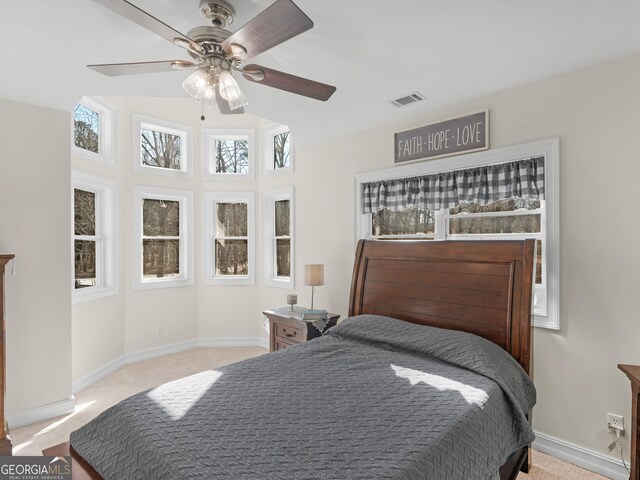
304,264,324,286
182,69,211,99
218,70,248,110
182,69,218,109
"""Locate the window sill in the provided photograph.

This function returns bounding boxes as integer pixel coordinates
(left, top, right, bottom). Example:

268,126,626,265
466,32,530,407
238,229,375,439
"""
263,276,293,289
205,276,255,286
72,286,118,304
134,277,194,290
263,165,293,177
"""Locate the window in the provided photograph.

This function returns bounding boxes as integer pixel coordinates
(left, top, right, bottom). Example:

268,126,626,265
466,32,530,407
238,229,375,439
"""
262,187,294,288
203,129,255,180
263,123,293,176
355,138,559,329
133,187,193,289
133,115,192,177
72,97,116,165
204,192,255,285
72,172,117,303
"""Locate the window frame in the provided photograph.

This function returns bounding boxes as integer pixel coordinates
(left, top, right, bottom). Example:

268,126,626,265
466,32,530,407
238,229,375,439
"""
262,186,294,288
262,123,294,177
71,172,118,303
354,138,560,329
203,128,255,181
133,114,193,178
71,97,116,166
133,186,194,290
204,192,255,285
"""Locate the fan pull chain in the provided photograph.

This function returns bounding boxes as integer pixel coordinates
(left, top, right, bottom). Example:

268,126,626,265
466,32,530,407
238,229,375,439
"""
200,102,205,121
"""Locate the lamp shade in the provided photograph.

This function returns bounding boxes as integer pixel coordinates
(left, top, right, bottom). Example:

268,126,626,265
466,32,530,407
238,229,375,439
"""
304,264,324,287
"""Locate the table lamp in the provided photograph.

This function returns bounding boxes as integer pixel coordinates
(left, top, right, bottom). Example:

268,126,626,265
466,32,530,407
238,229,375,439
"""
304,264,324,310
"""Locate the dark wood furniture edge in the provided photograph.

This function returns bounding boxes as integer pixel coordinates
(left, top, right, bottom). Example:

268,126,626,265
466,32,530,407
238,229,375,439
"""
0,255,14,456
43,441,102,480
348,239,535,478
618,363,640,480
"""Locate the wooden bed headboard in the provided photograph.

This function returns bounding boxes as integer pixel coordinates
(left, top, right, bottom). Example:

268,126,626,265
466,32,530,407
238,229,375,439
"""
349,239,535,374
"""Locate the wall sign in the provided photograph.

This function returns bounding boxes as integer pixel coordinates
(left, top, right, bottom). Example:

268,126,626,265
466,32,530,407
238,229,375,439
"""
394,110,489,164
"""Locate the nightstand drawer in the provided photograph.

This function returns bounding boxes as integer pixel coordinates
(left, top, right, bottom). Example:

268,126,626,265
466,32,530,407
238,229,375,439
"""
274,338,296,351
274,323,303,342
263,308,340,353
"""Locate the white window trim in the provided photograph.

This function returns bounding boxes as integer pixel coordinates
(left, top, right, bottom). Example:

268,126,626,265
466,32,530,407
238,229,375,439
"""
71,172,118,303
71,97,116,166
203,128,255,181
262,186,294,288
262,123,294,177
354,138,560,330
204,192,255,285
133,186,194,290
133,114,193,178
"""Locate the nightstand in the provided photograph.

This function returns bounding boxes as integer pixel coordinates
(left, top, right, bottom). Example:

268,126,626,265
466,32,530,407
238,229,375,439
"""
263,307,339,352
619,364,640,480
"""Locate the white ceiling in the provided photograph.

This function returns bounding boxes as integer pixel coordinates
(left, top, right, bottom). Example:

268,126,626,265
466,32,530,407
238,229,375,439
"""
1,0,640,146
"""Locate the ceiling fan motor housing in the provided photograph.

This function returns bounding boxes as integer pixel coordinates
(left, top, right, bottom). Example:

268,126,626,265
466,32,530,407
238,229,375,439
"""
199,0,235,28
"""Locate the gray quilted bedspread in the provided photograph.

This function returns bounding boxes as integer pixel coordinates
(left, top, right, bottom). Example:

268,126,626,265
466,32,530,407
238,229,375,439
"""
70,315,536,480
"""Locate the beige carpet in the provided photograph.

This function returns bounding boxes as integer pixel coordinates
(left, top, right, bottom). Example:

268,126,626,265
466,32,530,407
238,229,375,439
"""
12,347,609,479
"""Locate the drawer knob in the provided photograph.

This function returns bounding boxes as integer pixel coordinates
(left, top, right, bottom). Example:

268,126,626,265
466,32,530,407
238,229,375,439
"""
284,330,297,338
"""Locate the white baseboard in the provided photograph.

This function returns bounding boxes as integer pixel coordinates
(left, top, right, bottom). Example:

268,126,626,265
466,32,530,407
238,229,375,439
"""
7,396,75,430
533,430,629,480
125,339,199,365
10,337,268,430
72,337,267,394
198,336,269,350
72,355,126,394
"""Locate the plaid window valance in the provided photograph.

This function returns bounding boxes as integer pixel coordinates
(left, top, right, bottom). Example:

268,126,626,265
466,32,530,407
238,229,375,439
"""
362,156,545,213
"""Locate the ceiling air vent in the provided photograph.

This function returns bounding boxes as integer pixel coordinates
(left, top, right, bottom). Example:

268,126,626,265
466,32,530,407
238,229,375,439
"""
390,91,427,108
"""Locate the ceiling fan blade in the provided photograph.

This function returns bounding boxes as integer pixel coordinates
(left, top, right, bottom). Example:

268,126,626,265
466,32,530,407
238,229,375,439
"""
215,84,245,114
242,64,336,101
88,60,197,76
92,0,204,54
222,0,313,60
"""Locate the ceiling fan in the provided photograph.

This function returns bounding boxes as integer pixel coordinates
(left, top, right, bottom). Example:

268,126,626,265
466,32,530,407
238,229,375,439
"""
88,0,337,115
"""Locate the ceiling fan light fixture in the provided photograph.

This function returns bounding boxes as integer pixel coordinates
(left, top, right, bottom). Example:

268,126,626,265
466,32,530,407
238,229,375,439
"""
218,70,248,110
183,69,215,101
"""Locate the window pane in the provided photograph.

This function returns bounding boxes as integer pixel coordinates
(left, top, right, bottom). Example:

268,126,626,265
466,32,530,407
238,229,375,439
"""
74,104,100,154
273,131,290,169
74,189,96,236
449,214,541,234
276,239,290,277
74,240,96,288
141,128,182,170
275,200,290,236
372,207,435,236
216,203,247,237
214,139,249,173
449,197,540,215
143,199,180,236
143,239,180,278
215,239,248,275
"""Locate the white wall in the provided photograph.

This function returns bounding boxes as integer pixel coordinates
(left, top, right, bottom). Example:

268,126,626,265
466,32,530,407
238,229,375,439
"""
0,98,72,417
265,52,640,464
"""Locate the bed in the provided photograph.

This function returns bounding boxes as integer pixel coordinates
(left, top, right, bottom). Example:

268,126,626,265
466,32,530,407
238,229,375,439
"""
45,239,536,480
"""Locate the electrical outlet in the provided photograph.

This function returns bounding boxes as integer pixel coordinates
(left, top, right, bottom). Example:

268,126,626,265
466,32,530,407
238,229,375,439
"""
607,413,624,433
155,326,164,336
